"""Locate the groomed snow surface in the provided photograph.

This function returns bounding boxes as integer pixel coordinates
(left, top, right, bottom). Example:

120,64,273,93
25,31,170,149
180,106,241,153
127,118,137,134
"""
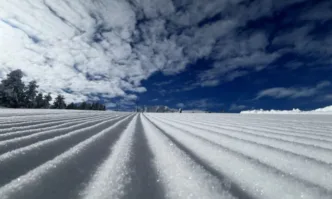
0,110,331,199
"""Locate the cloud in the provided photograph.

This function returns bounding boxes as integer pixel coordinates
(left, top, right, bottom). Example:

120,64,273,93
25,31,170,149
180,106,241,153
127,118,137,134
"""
153,80,173,87
256,81,331,99
0,0,331,104
315,94,332,102
0,0,141,103
229,104,247,111
324,95,332,101
196,1,332,86
183,99,222,110
176,103,185,108
198,30,280,86
105,102,116,109
300,1,332,21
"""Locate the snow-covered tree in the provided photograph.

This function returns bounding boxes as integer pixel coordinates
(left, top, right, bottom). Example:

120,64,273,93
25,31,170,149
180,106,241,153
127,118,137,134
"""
79,101,88,110
52,94,66,109
66,102,77,109
35,93,44,108
24,80,39,108
43,93,52,108
0,69,26,108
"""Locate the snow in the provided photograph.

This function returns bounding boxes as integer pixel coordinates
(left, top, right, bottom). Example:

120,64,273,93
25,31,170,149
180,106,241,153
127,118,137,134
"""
141,114,235,199
0,109,331,199
313,105,332,112
82,115,137,199
241,105,332,114
148,114,331,199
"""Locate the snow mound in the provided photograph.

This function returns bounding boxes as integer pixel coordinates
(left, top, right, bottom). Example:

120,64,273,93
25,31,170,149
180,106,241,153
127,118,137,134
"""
313,105,332,112
241,106,332,114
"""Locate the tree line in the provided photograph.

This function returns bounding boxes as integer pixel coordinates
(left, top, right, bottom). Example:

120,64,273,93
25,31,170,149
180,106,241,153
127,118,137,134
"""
0,70,106,111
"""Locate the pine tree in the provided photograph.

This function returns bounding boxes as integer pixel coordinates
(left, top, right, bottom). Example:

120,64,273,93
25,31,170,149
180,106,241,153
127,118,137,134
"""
35,93,44,108
0,69,26,108
52,94,66,109
79,101,87,110
87,103,93,110
66,102,77,109
43,93,52,108
24,80,39,108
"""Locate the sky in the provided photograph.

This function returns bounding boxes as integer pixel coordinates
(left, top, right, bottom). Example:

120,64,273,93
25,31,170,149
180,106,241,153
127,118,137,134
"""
0,0,331,112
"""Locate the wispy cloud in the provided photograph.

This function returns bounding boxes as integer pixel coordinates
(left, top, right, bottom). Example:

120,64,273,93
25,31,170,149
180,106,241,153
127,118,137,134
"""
176,103,185,108
181,99,223,110
153,80,173,87
229,104,247,111
256,81,331,99
324,94,332,101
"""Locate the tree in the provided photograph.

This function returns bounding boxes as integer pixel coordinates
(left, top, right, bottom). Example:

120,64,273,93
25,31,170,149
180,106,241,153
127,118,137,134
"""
0,69,26,108
24,80,39,108
79,101,87,110
66,102,77,110
52,94,66,109
35,93,44,108
97,103,104,110
91,102,97,110
43,93,52,108
86,103,93,110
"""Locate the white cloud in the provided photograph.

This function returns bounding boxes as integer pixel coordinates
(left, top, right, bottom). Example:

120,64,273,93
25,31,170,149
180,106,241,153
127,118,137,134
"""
199,32,279,86
0,0,330,105
0,0,141,103
256,81,331,99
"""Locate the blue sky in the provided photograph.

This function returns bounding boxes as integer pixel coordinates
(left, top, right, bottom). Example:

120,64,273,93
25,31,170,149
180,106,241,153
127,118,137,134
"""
0,0,331,112
139,0,332,112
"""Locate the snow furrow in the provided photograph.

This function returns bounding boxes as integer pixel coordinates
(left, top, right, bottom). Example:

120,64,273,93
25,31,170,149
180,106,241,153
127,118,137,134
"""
157,114,332,136
0,113,112,133
236,125,332,142
0,110,331,199
141,114,237,199
0,114,132,187
154,114,332,139
149,115,332,191
0,114,118,141
153,115,332,149
0,122,81,141
81,115,138,199
121,115,166,198
0,114,134,199
0,115,119,155
151,115,332,164
0,111,111,125
146,115,332,199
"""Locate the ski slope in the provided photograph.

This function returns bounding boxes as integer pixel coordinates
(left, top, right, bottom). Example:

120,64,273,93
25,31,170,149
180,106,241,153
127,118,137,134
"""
0,110,331,199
